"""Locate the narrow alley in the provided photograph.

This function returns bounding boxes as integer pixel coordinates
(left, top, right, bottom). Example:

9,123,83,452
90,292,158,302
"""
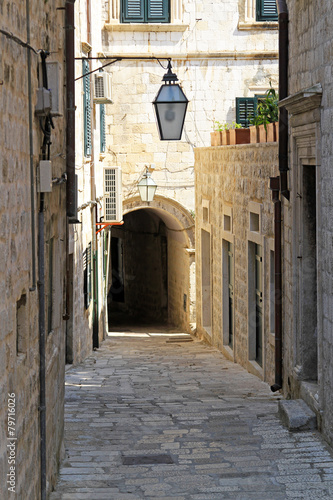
50,328,333,500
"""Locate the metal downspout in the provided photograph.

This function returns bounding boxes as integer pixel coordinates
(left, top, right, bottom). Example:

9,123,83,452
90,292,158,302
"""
277,0,289,200
270,177,283,391
65,0,76,217
26,0,36,290
38,209,47,500
64,1,76,366
38,50,51,500
269,0,289,392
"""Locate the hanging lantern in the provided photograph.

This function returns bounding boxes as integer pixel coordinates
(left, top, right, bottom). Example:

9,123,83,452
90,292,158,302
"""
153,61,189,141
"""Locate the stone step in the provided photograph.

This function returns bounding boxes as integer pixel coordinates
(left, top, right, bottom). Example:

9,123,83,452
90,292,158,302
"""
278,399,317,431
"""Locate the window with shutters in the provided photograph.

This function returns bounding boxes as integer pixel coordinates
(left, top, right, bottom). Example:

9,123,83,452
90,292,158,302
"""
100,104,106,154
236,95,266,128
236,97,257,128
256,0,278,21
121,0,169,23
238,0,278,28
83,243,92,309
83,59,92,157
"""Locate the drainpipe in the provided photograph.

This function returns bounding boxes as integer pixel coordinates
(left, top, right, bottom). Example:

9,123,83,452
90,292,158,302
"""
38,209,47,500
277,0,289,200
270,177,282,392
38,49,51,500
269,1,289,392
65,0,76,217
26,0,36,291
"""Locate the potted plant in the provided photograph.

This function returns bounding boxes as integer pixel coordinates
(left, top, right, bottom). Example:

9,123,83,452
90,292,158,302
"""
249,86,279,143
211,121,224,146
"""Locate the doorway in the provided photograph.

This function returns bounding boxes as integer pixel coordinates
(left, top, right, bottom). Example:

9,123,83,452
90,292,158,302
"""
296,164,317,380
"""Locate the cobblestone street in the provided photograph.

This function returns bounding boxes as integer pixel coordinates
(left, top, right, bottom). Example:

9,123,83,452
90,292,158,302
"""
50,328,333,500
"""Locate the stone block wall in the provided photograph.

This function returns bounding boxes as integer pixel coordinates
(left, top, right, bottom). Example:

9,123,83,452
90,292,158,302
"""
0,1,67,498
280,0,333,447
195,143,278,384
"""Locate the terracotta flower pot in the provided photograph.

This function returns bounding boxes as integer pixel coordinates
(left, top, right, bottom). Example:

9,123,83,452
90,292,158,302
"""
229,128,250,145
222,130,230,145
211,131,222,146
267,122,277,142
258,124,267,143
250,125,259,143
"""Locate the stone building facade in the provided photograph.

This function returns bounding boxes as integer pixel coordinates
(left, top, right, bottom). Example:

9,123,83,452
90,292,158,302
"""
0,1,67,498
195,143,279,384
277,1,333,447
98,0,278,330
65,0,109,364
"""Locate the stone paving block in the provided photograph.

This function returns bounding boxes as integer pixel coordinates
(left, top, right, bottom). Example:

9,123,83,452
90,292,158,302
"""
278,399,317,431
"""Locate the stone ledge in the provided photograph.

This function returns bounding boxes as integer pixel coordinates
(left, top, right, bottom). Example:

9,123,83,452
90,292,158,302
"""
278,399,317,432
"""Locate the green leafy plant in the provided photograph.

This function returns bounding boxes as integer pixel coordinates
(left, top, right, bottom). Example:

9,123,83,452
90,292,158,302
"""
213,121,242,131
249,86,279,130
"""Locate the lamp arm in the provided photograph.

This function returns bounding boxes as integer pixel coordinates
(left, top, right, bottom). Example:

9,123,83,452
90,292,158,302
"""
74,56,172,81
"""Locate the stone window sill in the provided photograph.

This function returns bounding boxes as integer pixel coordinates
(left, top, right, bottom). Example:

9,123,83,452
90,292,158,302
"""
104,22,188,32
238,21,278,30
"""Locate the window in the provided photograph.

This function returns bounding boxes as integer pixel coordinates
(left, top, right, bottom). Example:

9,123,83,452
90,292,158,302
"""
16,294,27,355
83,243,92,309
83,59,92,157
121,0,170,23
256,0,278,21
254,243,263,366
236,95,267,128
236,97,257,128
223,240,234,350
100,104,106,154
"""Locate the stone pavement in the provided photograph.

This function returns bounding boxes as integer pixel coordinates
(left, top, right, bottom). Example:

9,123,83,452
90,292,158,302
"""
50,328,333,500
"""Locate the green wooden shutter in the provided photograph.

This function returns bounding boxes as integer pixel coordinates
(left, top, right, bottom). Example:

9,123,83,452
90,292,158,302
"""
147,0,169,22
100,104,106,153
83,60,92,157
121,0,145,22
236,97,258,128
256,0,278,21
121,0,169,22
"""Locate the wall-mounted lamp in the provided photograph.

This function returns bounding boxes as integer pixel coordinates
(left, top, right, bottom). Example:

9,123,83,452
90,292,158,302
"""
137,167,157,202
153,61,189,141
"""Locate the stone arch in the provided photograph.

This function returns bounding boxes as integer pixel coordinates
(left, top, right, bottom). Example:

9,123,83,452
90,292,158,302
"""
123,194,195,249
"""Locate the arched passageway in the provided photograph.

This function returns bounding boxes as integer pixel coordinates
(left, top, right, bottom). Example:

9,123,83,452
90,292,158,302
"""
107,196,195,332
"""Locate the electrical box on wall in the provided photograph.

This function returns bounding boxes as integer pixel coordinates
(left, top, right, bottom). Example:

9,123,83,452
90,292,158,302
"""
38,61,62,116
38,160,52,193
35,88,52,116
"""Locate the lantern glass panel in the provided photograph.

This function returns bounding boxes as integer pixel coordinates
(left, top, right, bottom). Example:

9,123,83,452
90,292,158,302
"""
153,84,188,140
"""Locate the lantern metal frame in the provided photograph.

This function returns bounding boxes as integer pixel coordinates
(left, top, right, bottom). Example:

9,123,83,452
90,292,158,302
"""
152,60,189,141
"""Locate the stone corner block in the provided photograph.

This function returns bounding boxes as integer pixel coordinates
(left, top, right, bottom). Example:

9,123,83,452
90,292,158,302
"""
278,399,317,431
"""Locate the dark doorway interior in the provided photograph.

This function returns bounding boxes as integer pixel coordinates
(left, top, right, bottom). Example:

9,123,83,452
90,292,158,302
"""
108,209,168,329
300,165,317,379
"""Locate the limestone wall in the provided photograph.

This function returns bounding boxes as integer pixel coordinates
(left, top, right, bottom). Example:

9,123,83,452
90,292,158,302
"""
281,0,333,446
195,143,278,384
0,0,67,497
99,0,278,214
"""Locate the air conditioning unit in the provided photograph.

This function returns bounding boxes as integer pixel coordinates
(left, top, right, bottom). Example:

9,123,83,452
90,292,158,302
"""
103,167,122,223
93,72,112,104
